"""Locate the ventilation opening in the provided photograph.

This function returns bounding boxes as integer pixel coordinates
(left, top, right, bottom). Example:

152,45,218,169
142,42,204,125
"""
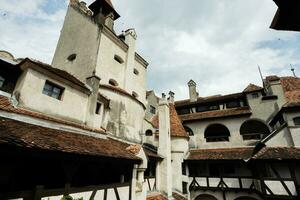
67,54,77,62
109,79,118,87
114,55,124,64
133,68,139,75
132,91,138,98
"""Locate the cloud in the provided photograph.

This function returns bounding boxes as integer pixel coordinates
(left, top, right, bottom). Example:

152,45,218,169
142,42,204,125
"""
0,0,299,100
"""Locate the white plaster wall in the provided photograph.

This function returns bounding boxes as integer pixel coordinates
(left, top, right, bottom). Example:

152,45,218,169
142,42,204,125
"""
265,127,293,147
129,59,147,104
185,116,257,149
15,69,88,123
143,119,159,147
96,33,127,88
100,88,145,142
52,6,99,81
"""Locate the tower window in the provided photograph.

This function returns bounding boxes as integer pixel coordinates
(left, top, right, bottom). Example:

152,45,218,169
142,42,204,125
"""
67,54,77,62
109,79,118,87
132,91,138,98
150,105,156,114
0,76,5,88
114,55,124,64
42,81,64,100
133,68,139,75
95,102,102,115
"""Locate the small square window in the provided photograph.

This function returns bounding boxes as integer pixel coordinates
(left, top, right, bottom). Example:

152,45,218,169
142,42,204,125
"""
252,93,259,98
0,76,5,88
42,81,64,100
150,105,156,114
95,102,102,115
293,117,300,125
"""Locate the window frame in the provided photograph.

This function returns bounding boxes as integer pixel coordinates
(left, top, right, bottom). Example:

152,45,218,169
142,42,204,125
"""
0,75,5,88
42,80,64,100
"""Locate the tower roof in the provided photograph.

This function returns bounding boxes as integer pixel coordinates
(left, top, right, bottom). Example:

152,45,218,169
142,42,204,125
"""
89,0,120,20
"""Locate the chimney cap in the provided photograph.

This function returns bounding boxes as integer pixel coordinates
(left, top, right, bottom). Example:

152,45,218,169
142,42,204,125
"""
188,79,196,87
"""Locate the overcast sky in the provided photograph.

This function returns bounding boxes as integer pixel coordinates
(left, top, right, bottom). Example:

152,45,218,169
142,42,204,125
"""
0,0,299,100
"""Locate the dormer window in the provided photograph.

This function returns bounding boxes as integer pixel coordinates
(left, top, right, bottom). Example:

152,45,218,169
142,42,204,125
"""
109,79,118,87
133,68,139,75
42,81,64,100
0,76,5,88
114,55,124,64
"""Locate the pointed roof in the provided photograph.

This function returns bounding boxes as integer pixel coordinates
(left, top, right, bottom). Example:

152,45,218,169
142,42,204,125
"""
243,83,263,93
89,0,120,20
150,103,189,138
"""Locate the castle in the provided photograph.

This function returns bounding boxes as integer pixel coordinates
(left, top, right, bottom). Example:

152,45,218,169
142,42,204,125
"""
0,0,299,200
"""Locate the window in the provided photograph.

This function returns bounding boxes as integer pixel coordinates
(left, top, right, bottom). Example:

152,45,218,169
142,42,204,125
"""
184,126,194,136
177,108,190,115
109,79,118,86
196,104,219,112
182,182,188,194
67,53,77,61
252,93,259,98
114,55,124,64
150,105,156,114
182,163,187,175
145,130,153,136
132,91,138,98
240,119,270,140
293,117,300,125
0,76,5,87
95,102,102,115
42,81,64,100
204,124,230,142
133,68,139,75
226,101,241,108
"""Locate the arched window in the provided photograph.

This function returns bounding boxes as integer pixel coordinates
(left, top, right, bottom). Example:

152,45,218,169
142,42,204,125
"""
293,117,300,125
204,124,230,142
109,79,118,87
195,194,218,200
145,130,153,136
184,126,194,136
240,119,270,140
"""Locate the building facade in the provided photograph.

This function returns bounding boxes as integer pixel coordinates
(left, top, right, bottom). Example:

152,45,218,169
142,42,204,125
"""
0,0,299,200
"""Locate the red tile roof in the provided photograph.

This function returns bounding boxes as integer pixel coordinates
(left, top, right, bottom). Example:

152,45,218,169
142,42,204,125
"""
243,84,263,93
172,192,187,200
187,147,254,160
150,103,189,138
253,147,300,160
266,75,280,82
180,107,251,122
280,76,300,107
175,93,243,107
0,95,105,134
0,117,140,161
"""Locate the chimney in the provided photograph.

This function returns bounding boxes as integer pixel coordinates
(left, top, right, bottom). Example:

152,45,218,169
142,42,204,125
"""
188,79,198,102
168,91,175,103
157,93,173,198
86,74,101,128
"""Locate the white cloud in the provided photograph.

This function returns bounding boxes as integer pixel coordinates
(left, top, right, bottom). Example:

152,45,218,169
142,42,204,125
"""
0,0,299,100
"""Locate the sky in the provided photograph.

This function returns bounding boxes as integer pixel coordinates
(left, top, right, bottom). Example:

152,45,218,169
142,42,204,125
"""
0,0,299,100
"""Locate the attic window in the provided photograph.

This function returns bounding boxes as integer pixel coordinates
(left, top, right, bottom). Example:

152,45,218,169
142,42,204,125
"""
133,68,139,75
132,91,138,98
114,55,124,64
0,76,5,88
42,81,64,100
293,117,300,125
109,79,118,87
67,54,77,61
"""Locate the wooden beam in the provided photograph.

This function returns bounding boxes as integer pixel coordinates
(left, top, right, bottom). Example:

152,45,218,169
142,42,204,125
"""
270,165,293,197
